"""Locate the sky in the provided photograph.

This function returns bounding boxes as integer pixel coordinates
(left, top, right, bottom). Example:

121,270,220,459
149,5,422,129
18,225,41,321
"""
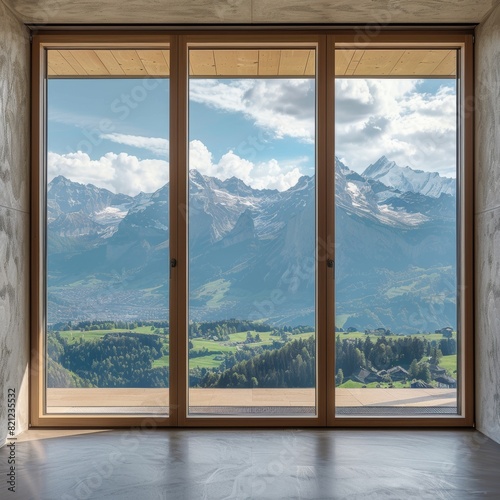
47,74,457,196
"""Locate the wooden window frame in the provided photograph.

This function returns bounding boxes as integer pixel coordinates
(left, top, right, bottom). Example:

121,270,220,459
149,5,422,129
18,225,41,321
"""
30,29,474,428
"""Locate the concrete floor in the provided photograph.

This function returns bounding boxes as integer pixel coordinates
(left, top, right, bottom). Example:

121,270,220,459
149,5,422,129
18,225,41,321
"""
1,428,500,499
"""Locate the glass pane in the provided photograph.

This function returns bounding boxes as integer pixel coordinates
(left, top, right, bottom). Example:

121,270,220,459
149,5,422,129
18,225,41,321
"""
45,49,170,415
334,49,458,417
188,48,317,417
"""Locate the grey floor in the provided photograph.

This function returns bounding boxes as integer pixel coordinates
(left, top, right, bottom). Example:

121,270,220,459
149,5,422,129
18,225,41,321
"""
1,428,500,499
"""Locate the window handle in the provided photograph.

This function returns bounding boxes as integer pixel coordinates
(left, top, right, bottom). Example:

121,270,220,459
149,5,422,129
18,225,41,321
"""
327,259,335,279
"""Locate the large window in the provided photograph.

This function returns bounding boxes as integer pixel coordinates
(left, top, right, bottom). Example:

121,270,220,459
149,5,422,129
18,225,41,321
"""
31,32,473,427
44,48,171,416
187,47,318,417
334,49,460,417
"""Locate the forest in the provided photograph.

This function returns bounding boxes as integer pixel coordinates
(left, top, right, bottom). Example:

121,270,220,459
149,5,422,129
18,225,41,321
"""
47,320,456,389
48,331,169,388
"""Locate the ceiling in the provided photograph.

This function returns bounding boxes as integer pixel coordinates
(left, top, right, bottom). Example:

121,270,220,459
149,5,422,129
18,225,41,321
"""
335,49,455,77
6,0,495,25
48,50,171,77
47,48,456,78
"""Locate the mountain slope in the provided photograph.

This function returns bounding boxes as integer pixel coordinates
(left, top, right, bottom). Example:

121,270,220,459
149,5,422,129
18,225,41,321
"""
46,158,457,332
363,156,456,198
48,175,134,222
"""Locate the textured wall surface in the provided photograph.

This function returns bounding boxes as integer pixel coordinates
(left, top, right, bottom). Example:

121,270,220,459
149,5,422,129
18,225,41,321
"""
0,0,30,448
475,2,500,444
5,0,496,24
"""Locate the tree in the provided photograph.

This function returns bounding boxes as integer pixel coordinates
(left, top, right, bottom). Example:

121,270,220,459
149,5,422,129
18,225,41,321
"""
409,359,419,379
417,363,431,383
200,337,316,389
336,368,344,386
439,338,457,356
429,346,443,365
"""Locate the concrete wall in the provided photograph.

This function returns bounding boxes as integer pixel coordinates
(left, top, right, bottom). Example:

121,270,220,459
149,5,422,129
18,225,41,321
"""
475,3,500,444
0,0,30,447
5,0,495,24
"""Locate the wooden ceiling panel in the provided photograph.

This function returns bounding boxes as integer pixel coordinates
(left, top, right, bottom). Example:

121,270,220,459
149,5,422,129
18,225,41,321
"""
433,51,457,76
345,50,364,76
335,50,354,76
138,50,170,75
336,49,456,77
111,50,147,76
213,50,259,76
72,50,110,76
258,50,281,76
304,50,316,76
47,50,77,76
393,50,450,76
48,48,456,78
48,49,171,77
189,50,216,76
93,50,125,75
353,50,406,76
278,49,310,76
56,51,86,76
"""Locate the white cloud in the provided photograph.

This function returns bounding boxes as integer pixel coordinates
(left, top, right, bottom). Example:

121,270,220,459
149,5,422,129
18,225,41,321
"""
47,140,304,195
189,79,315,143
217,151,254,182
48,151,169,196
48,77,457,197
249,159,303,191
188,140,303,191
101,133,169,157
335,79,457,177
190,78,456,177
189,140,215,173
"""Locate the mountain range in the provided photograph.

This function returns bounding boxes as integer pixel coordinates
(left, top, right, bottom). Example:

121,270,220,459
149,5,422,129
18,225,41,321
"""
47,156,457,333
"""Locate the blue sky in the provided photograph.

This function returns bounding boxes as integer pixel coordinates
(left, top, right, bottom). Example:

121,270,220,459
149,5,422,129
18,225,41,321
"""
47,75,456,196
48,79,169,156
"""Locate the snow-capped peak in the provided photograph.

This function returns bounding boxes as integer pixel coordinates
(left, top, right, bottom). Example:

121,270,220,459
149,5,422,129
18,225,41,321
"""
362,156,455,198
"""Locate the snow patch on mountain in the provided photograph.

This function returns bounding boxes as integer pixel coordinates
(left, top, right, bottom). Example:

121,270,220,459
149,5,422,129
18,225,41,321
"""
362,156,455,198
93,206,130,225
335,158,428,228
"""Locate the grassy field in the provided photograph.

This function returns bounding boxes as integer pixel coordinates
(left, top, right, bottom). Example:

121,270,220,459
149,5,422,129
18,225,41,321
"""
152,357,169,368
155,330,316,370
58,327,454,344
191,279,231,308
439,354,457,375
335,331,456,343
187,330,314,369
58,326,166,343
